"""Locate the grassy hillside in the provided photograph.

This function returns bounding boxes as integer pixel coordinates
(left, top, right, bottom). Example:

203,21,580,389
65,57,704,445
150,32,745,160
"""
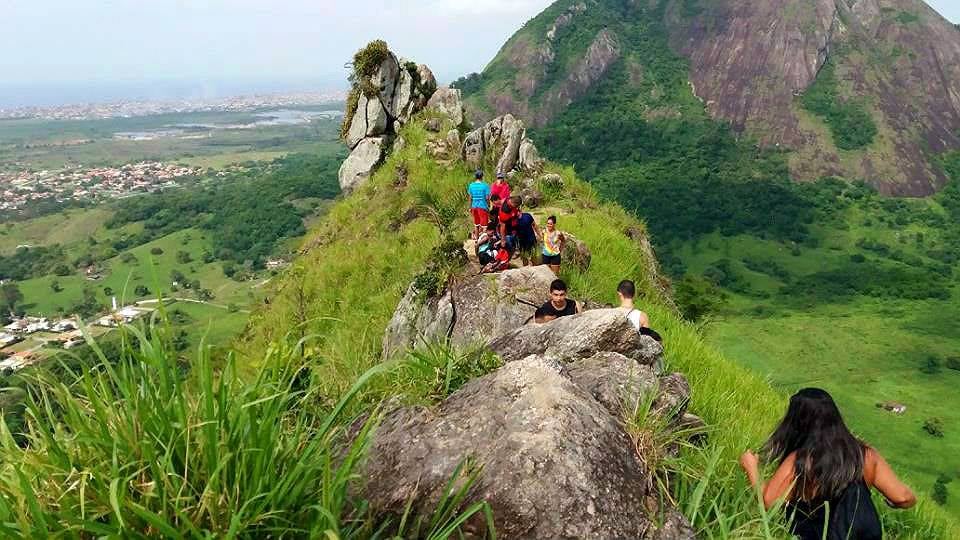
238,116,957,537
1,109,955,535
668,160,960,518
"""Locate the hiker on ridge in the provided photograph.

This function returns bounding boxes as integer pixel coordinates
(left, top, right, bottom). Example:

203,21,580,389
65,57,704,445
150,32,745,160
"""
617,280,650,330
534,279,580,323
515,209,541,266
489,193,502,231
541,215,565,274
498,195,522,251
467,170,491,241
739,388,915,540
491,171,511,202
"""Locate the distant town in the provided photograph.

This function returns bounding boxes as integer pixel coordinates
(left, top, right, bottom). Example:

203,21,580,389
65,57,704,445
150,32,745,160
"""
0,298,159,371
0,90,346,121
1,162,201,212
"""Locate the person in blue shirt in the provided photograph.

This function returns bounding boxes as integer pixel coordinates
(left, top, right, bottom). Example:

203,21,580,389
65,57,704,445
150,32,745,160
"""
467,170,491,241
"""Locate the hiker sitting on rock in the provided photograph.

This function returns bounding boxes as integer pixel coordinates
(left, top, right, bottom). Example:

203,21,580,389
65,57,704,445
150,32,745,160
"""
476,223,500,267
534,279,580,323
740,388,915,540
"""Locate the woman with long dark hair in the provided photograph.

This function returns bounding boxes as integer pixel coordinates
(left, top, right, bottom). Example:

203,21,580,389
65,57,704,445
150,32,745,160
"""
739,388,915,539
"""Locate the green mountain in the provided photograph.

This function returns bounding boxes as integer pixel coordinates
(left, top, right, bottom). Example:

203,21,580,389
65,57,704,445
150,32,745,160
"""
460,0,960,196
1,41,958,537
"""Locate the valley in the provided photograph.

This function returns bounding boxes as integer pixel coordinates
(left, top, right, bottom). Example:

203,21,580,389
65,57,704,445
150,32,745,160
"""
0,106,345,363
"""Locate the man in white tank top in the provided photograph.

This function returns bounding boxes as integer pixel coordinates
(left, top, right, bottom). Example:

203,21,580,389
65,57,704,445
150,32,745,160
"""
617,280,650,330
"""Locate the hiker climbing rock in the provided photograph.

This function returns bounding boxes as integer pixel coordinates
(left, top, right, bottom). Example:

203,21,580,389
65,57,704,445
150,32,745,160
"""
618,280,650,330
498,195,522,252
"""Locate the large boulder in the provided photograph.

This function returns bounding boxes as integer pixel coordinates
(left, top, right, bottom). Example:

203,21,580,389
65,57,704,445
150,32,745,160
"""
489,308,663,365
382,284,453,359
518,138,544,173
449,265,555,345
341,46,440,191
426,87,465,128
462,127,485,168
381,265,556,357
338,137,386,193
566,351,659,418
495,115,526,174
361,355,679,539
345,93,389,149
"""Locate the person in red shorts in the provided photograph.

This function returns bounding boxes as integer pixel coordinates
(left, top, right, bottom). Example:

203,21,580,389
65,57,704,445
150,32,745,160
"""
467,170,491,240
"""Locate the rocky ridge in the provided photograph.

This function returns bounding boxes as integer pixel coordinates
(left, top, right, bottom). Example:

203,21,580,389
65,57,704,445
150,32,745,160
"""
339,44,546,193
352,46,700,536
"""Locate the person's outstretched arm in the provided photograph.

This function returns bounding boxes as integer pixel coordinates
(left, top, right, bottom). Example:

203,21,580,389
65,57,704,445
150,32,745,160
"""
865,448,916,508
740,451,797,510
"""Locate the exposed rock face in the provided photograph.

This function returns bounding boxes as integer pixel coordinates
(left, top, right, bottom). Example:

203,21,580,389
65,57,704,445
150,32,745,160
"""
665,0,960,194
337,137,386,193
461,114,544,175
489,308,663,366
345,93,389,149
361,355,694,539
381,283,454,359
426,87,466,129
566,351,659,417
382,265,556,358
339,47,438,192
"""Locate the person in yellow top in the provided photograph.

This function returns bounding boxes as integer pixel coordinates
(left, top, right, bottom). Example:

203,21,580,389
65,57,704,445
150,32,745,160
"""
541,215,564,274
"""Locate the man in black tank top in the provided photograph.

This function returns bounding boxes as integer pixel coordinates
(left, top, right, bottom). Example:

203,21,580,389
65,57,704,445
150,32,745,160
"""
534,279,580,323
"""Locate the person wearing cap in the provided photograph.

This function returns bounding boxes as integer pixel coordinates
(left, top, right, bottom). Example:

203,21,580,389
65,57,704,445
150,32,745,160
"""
491,171,511,203
467,170,491,241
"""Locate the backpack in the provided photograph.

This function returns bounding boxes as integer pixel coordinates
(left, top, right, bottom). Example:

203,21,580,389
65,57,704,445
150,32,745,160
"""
628,309,662,343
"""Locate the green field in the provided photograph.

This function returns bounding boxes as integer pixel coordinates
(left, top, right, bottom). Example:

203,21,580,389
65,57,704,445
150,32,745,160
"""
13,227,266,317
672,199,960,516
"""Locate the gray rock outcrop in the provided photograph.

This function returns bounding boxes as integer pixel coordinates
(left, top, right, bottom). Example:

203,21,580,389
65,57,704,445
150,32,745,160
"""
462,114,543,174
426,87,466,129
338,137,386,193
361,355,695,539
382,265,556,358
489,308,663,365
339,46,438,192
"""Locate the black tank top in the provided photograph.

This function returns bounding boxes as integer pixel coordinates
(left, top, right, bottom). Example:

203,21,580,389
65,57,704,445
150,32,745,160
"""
788,479,882,540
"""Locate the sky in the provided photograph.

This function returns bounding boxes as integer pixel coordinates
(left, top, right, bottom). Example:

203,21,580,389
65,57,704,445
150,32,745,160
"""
0,0,957,107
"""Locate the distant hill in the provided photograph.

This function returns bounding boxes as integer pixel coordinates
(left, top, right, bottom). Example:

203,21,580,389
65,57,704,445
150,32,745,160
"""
461,0,960,196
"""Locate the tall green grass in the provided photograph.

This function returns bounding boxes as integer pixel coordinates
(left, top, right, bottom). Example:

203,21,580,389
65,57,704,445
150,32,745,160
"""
0,319,493,537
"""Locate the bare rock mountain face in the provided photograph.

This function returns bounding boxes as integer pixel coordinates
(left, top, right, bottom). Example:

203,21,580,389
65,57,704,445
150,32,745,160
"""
462,0,960,195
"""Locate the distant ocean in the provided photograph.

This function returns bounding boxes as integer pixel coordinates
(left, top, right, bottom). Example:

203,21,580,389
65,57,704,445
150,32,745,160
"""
0,78,347,108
